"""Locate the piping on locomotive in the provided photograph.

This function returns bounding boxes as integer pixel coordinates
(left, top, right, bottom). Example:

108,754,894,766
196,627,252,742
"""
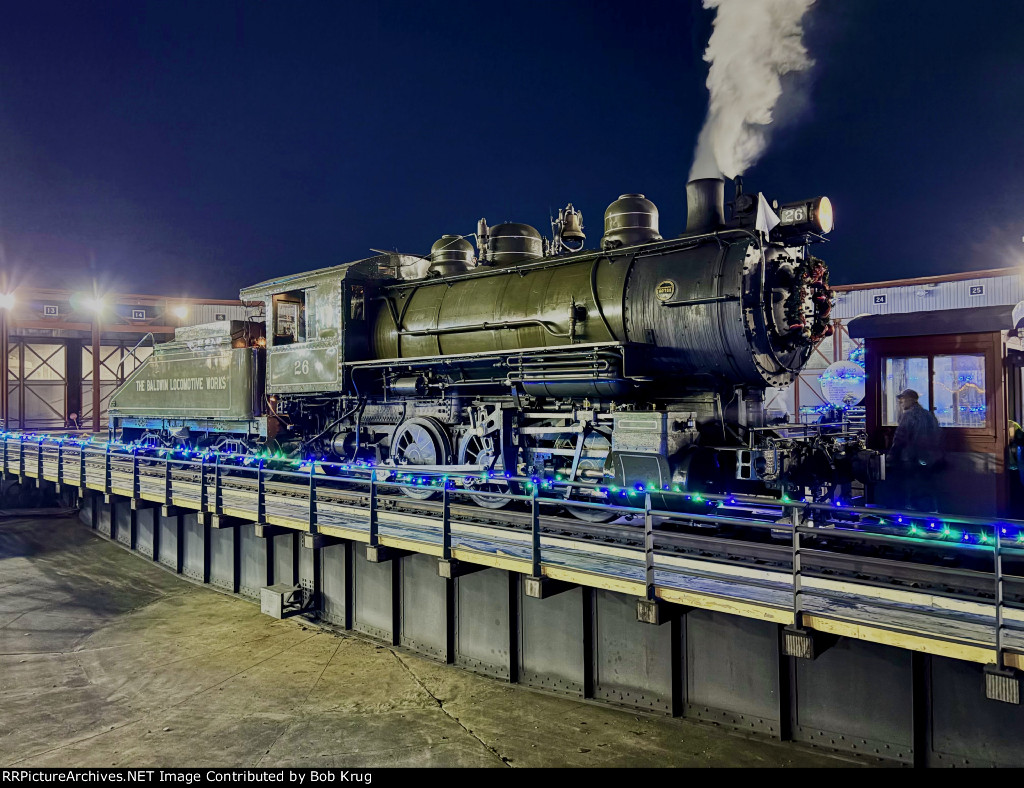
109,177,881,516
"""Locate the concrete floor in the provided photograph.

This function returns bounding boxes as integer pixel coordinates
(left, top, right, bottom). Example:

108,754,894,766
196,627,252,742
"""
0,515,854,768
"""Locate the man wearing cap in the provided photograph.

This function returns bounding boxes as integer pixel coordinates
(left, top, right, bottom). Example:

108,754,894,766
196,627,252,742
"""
887,389,942,510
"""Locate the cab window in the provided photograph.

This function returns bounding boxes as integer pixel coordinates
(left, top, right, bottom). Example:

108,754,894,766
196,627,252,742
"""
272,289,313,345
349,284,365,321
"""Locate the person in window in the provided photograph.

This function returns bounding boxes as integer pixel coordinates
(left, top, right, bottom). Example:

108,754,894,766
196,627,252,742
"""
887,389,942,511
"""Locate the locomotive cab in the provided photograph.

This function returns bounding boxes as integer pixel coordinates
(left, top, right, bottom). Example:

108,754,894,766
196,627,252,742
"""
240,256,390,399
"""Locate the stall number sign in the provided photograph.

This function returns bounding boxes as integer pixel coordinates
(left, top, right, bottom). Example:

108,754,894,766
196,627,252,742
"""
43,305,59,317
873,295,887,304
132,309,146,320
215,313,227,321
969,285,985,297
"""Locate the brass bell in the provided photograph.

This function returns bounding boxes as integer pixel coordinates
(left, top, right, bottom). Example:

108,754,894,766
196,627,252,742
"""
560,204,585,243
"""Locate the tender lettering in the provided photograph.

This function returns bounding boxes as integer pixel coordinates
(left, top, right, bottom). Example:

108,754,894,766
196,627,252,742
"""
134,377,227,393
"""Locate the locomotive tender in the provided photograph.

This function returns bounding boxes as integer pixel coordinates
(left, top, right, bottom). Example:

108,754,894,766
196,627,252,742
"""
110,177,865,514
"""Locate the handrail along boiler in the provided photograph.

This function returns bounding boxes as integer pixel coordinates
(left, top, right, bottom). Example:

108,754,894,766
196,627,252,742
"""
108,178,877,516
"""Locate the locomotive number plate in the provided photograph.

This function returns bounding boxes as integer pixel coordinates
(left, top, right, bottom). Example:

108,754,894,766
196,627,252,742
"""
655,280,676,302
269,344,339,389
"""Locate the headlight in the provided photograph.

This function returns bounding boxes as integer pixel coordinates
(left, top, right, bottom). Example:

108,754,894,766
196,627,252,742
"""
814,196,834,233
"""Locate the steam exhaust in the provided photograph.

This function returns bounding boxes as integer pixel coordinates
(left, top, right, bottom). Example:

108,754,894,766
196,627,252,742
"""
689,0,817,181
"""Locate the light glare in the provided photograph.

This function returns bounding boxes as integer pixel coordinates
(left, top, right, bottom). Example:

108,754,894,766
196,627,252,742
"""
82,295,106,314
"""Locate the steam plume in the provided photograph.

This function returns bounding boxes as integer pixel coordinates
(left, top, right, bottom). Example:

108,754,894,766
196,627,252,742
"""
690,0,817,181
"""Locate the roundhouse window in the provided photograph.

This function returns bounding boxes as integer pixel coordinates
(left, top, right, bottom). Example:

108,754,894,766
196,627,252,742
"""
881,352,990,429
882,356,929,426
932,354,986,427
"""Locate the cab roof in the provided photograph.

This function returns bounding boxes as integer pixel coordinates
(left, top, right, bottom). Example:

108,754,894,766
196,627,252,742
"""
238,255,394,300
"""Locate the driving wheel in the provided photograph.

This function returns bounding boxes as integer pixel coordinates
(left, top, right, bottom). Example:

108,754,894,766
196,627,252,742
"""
458,432,512,509
389,417,452,500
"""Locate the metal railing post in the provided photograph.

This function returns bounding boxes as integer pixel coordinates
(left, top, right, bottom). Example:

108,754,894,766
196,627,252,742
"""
791,505,803,628
57,440,63,485
214,453,222,515
199,453,207,510
644,493,655,601
36,437,43,478
368,472,378,546
995,525,1006,670
531,482,541,577
104,442,111,495
132,447,139,499
308,461,318,534
442,480,452,560
257,460,265,524
164,452,172,504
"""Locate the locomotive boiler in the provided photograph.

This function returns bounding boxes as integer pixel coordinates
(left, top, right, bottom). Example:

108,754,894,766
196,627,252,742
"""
109,177,867,515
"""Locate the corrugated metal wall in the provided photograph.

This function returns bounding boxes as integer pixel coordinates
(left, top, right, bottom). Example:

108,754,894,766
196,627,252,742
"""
182,303,252,327
833,274,1024,320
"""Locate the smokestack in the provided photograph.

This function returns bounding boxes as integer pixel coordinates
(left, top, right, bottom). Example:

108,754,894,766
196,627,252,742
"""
686,178,725,234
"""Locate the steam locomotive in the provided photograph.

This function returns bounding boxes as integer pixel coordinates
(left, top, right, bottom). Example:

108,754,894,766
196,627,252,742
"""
109,177,873,516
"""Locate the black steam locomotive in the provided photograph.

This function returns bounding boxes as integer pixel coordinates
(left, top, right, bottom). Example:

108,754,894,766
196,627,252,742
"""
110,177,873,516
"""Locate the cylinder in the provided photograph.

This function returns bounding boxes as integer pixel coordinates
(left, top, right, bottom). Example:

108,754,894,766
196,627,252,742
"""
686,178,725,234
389,375,427,396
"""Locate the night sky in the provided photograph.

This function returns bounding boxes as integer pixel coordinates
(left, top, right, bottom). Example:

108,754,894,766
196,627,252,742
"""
2,0,1022,299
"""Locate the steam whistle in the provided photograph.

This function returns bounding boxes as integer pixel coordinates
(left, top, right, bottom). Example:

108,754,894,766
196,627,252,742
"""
476,218,490,264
